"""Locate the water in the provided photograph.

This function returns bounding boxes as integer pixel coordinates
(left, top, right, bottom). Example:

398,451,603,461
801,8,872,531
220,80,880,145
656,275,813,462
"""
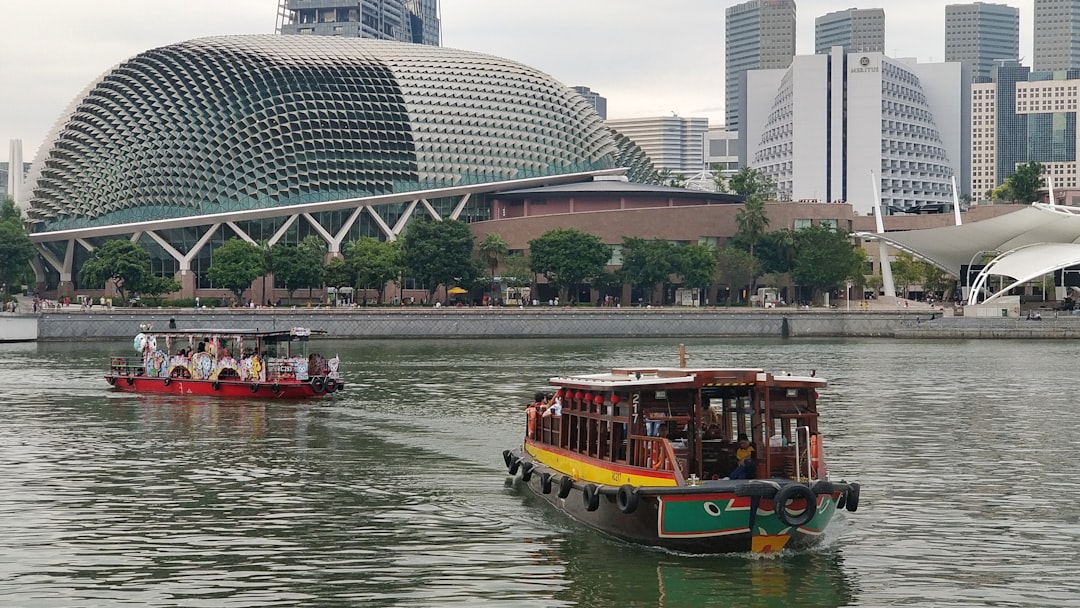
1,337,1079,607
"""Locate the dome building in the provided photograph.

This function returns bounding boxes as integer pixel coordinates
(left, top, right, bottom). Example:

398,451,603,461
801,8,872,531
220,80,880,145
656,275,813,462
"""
22,35,639,298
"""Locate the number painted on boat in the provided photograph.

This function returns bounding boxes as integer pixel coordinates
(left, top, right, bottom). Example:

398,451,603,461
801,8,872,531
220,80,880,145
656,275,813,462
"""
611,471,622,483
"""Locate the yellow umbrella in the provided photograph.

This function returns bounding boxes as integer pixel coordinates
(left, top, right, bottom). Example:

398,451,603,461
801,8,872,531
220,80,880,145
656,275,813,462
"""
448,287,468,295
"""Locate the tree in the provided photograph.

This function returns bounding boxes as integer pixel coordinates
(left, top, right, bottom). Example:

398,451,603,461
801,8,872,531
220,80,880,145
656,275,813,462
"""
258,239,274,304
79,239,149,299
715,247,759,305
529,228,611,302
891,252,924,299
618,238,678,303
400,219,477,302
477,232,509,299
324,257,351,291
271,236,326,304
675,244,719,292
345,237,403,304
500,254,533,288
0,197,35,294
139,275,181,305
655,168,687,188
207,238,263,304
725,167,776,199
734,196,771,257
297,235,327,301
709,164,730,193
790,226,865,303
1005,161,1045,203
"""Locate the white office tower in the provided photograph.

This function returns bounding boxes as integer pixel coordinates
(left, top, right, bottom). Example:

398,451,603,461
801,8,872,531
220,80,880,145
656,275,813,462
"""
7,139,22,202
970,81,998,200
945,3,1020,82
606,116,710,177
815,8,885,54
745,47,970,215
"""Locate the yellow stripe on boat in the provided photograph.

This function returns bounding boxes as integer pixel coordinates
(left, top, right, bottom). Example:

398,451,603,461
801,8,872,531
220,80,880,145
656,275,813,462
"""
525,442,679,488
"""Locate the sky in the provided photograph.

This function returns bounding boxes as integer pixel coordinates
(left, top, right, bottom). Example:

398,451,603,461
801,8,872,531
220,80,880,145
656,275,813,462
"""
0,0,1037,162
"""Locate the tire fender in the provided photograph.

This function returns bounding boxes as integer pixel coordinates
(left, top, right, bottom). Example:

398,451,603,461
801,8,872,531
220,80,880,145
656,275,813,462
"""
557,476,573,499
774,484,817,527
520,462,534,482
249,383,259,393
163,377,172,387
582,483,600,512
540,473,553,494
508,458,521,476
844,482,861,512
502,450,514,469
616,484,639,514
310,377,325,394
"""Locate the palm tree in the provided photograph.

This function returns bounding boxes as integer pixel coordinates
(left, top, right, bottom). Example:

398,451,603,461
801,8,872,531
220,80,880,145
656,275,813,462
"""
735,195,770,257
477,233,509,301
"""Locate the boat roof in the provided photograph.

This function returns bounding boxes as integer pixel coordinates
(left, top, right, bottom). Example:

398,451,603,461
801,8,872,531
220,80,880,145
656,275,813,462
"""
550,367,826,390
138,328,326,339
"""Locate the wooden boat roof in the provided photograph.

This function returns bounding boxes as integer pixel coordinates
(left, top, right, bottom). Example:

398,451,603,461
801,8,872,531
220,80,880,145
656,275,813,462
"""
550,367,826,390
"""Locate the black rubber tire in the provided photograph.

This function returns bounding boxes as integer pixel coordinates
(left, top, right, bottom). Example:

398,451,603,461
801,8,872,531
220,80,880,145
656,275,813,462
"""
837,491,847,510
212,381,221,391
557,476,573,499
736,482,778,498
250,383,259,393
107,376,116,386
325,378,337,393
582,484,600,512
811,480,835,495
540,473,553,494
616,484,639,514
163,377,172,386
310,377,325,394
508,458,521,476
271,383,281,394
774,484,817,527
502,450,514,468
845,482,861,512
126,377,135,386
520,462,534,482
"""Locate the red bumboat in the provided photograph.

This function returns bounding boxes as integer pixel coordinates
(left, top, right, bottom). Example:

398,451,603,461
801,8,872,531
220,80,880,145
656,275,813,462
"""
105,327,343,399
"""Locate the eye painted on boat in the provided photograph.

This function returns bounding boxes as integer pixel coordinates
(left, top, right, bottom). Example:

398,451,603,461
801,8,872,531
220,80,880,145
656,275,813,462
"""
703,502,722,517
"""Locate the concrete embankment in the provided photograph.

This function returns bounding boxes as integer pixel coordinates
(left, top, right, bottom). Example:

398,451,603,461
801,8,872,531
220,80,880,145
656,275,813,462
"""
0,315,38,342
18,306,1080,341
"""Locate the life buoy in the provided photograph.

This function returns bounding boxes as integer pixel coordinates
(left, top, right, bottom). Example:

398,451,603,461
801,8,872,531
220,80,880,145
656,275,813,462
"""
582,484,600,512
310,377,325,394
844,482,861,512
650,440,667,470
616,484,639,514
163,377,172,386
212,381,221,391
508,458,521,475
520,462,534,482
809,434,825,478
250,383,259,393
325,378,337,393
557,476,574,499
540,473,553,494
774,484,817,527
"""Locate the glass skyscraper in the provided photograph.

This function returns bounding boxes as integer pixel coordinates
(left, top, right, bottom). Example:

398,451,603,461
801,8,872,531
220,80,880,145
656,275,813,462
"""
945,2,1020,82
725,0,796,133
814,8,885,54
276,0,441,46
993,61,1031,183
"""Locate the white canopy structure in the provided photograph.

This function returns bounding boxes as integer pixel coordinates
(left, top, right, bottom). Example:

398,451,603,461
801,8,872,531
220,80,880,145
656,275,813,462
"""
858,204,1080,304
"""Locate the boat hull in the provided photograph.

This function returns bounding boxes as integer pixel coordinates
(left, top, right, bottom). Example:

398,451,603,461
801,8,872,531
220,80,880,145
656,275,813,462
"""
508,447,846,554
104,374,339,399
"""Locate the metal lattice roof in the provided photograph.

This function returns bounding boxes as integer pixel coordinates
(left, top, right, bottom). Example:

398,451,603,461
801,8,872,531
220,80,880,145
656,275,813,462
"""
23,35,619,233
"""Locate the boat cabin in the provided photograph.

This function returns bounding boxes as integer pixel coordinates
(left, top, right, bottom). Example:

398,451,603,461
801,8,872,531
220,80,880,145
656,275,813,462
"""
530,367,827,484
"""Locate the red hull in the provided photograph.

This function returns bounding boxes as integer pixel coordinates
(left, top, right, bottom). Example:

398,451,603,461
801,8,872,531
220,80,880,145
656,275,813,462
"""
105,375,340,399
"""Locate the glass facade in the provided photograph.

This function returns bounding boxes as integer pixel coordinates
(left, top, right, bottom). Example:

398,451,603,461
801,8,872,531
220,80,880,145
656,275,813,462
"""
945,3,1020,83
994,61,1031,183
725,0,796,132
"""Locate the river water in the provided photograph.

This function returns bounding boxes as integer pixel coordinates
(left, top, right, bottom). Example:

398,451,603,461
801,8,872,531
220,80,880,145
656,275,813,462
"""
1,337,1078,607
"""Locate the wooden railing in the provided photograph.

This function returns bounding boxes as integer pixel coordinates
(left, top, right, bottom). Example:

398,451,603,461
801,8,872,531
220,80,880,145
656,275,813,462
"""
630,435,686,485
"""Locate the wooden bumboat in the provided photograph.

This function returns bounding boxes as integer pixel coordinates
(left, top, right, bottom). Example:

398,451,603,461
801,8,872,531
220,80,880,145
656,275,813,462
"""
105,327,342,399
503,359,860,554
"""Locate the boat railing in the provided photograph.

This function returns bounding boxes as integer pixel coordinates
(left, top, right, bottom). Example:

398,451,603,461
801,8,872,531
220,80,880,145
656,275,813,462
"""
110,357,144,376
793,426,821,482
630,435,686,485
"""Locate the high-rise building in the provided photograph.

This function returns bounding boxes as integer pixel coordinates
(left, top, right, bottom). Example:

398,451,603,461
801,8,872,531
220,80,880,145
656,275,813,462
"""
992,60,1031,184
945,3,1020,82
572,86,608,120
606,116,710,177
276,0,441,45
725,0,796,133
744,48,970,214
970,82,998,199
1034,0,1080,71
815,8,885,54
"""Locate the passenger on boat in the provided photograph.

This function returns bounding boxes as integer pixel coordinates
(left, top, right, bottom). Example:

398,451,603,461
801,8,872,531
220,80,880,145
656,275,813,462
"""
542,393,562,418
526,392,543,439
728,433,756,479
196,340,206,354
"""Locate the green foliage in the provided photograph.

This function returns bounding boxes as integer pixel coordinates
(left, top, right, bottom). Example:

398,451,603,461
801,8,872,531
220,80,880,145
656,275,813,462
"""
725,167,776,199
655,168,687,188
891,252,923,298
400,219,477,300
323,257,351,289
207,238,263,303
0,197,35,293
272,235,327,301
500,254,533,288
619,238,678,298
756,229,797,276
734,196,771,256
139,275,182,304
529,228,611,300
675,244,719,290
477,232,509,297
1005,161,1045,203
79,239,149,298
790,226,864,301
344,237,403,303
715,247,759,305
709,164,730,193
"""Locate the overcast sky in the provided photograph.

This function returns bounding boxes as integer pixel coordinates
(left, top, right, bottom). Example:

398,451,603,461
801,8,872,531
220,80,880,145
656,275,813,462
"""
1,0,1036,161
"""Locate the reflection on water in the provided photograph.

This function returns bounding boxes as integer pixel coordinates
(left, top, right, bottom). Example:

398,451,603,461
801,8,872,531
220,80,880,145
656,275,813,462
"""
1,338,1079,606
